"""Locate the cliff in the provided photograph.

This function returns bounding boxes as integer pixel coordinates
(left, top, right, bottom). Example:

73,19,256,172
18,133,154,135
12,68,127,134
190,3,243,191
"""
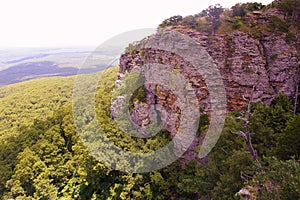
111,3,300,162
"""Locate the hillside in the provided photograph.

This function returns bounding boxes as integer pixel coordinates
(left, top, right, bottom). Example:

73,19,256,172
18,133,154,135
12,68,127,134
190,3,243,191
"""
1,67,299,200
0,1,299,199
0,76,75,140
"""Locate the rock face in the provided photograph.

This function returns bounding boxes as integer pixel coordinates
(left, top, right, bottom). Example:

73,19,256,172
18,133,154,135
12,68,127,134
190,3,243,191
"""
111,8,300,162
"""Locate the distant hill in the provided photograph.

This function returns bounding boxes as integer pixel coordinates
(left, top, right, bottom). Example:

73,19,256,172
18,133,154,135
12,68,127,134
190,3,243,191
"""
0,47,119,86
0,29,156,86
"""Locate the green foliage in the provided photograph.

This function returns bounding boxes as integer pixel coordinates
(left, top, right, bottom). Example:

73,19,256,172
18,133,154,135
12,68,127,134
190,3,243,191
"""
130,85,147,107
232,3,247,17
181,4,225,34
133,86,147,102
156,0,299,41
197,114,209,136
268,15,290,32
248,94,293,157
232,16,243,30
0,73,298,199
212,151,254,200
124,43,138,54
3,104,109,199
275,0,300,20
181,15,196,28
248,157,300,199
232,2,265,17
158,1,298,38
270,53,278,62
241,62,254,73
276,114,300,160
205,4,224,35
33,173,58,200
159,15,183,28
0,76,74,140
286,31,296,43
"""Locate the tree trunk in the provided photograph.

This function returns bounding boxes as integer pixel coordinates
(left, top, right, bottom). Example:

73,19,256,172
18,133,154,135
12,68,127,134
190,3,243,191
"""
294,84,298,116
245,85,259,163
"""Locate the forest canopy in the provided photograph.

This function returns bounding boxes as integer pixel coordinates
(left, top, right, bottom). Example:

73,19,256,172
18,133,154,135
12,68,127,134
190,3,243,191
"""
0,66,299,199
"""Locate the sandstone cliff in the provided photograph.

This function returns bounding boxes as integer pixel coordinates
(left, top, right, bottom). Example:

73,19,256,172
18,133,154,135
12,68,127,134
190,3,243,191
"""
111,3,300,162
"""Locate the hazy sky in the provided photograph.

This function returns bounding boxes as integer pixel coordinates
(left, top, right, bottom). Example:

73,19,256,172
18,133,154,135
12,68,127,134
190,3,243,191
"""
0,0,273,48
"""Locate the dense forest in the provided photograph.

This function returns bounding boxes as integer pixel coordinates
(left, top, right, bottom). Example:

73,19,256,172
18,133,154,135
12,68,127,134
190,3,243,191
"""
0,0,300,199
0,66,299,199
0,76,74,139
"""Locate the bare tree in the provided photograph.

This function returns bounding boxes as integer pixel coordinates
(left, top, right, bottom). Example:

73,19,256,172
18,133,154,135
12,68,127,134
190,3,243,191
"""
242,84,259,163
293,84,299,116
233,72,261,165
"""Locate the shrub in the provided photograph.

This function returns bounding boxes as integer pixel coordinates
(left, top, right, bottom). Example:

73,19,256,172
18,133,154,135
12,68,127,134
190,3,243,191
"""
286,32,296,43
159,15,183,28
232,2,265,17
232,16,243,30
268,15,290,32
270,54,278,62
232,3,247,17
197,114,209,135
124,42,139,53
181,15,199,29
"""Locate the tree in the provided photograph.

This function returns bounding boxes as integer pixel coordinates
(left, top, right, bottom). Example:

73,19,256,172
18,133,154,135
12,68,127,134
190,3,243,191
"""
248,94,293,158
212,151,254,199
276,0,300,22
205,4,224,35
159,15,183,28
232,3,247,17
33,173,58,200
276,114,300,160
9,148,43,197
235,83,260,163
232,3,265,17
248,157,300,199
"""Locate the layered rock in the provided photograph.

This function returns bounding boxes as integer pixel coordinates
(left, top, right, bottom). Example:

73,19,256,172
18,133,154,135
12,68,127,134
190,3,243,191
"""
111,8,300,162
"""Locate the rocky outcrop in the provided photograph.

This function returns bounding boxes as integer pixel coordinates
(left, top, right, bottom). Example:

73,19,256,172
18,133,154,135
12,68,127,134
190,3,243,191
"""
111,8,300,163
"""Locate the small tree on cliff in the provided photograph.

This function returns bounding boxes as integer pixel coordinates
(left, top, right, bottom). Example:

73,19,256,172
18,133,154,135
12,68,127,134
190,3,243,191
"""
232,72,261,164
159,15,183,28
204,4,224,35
